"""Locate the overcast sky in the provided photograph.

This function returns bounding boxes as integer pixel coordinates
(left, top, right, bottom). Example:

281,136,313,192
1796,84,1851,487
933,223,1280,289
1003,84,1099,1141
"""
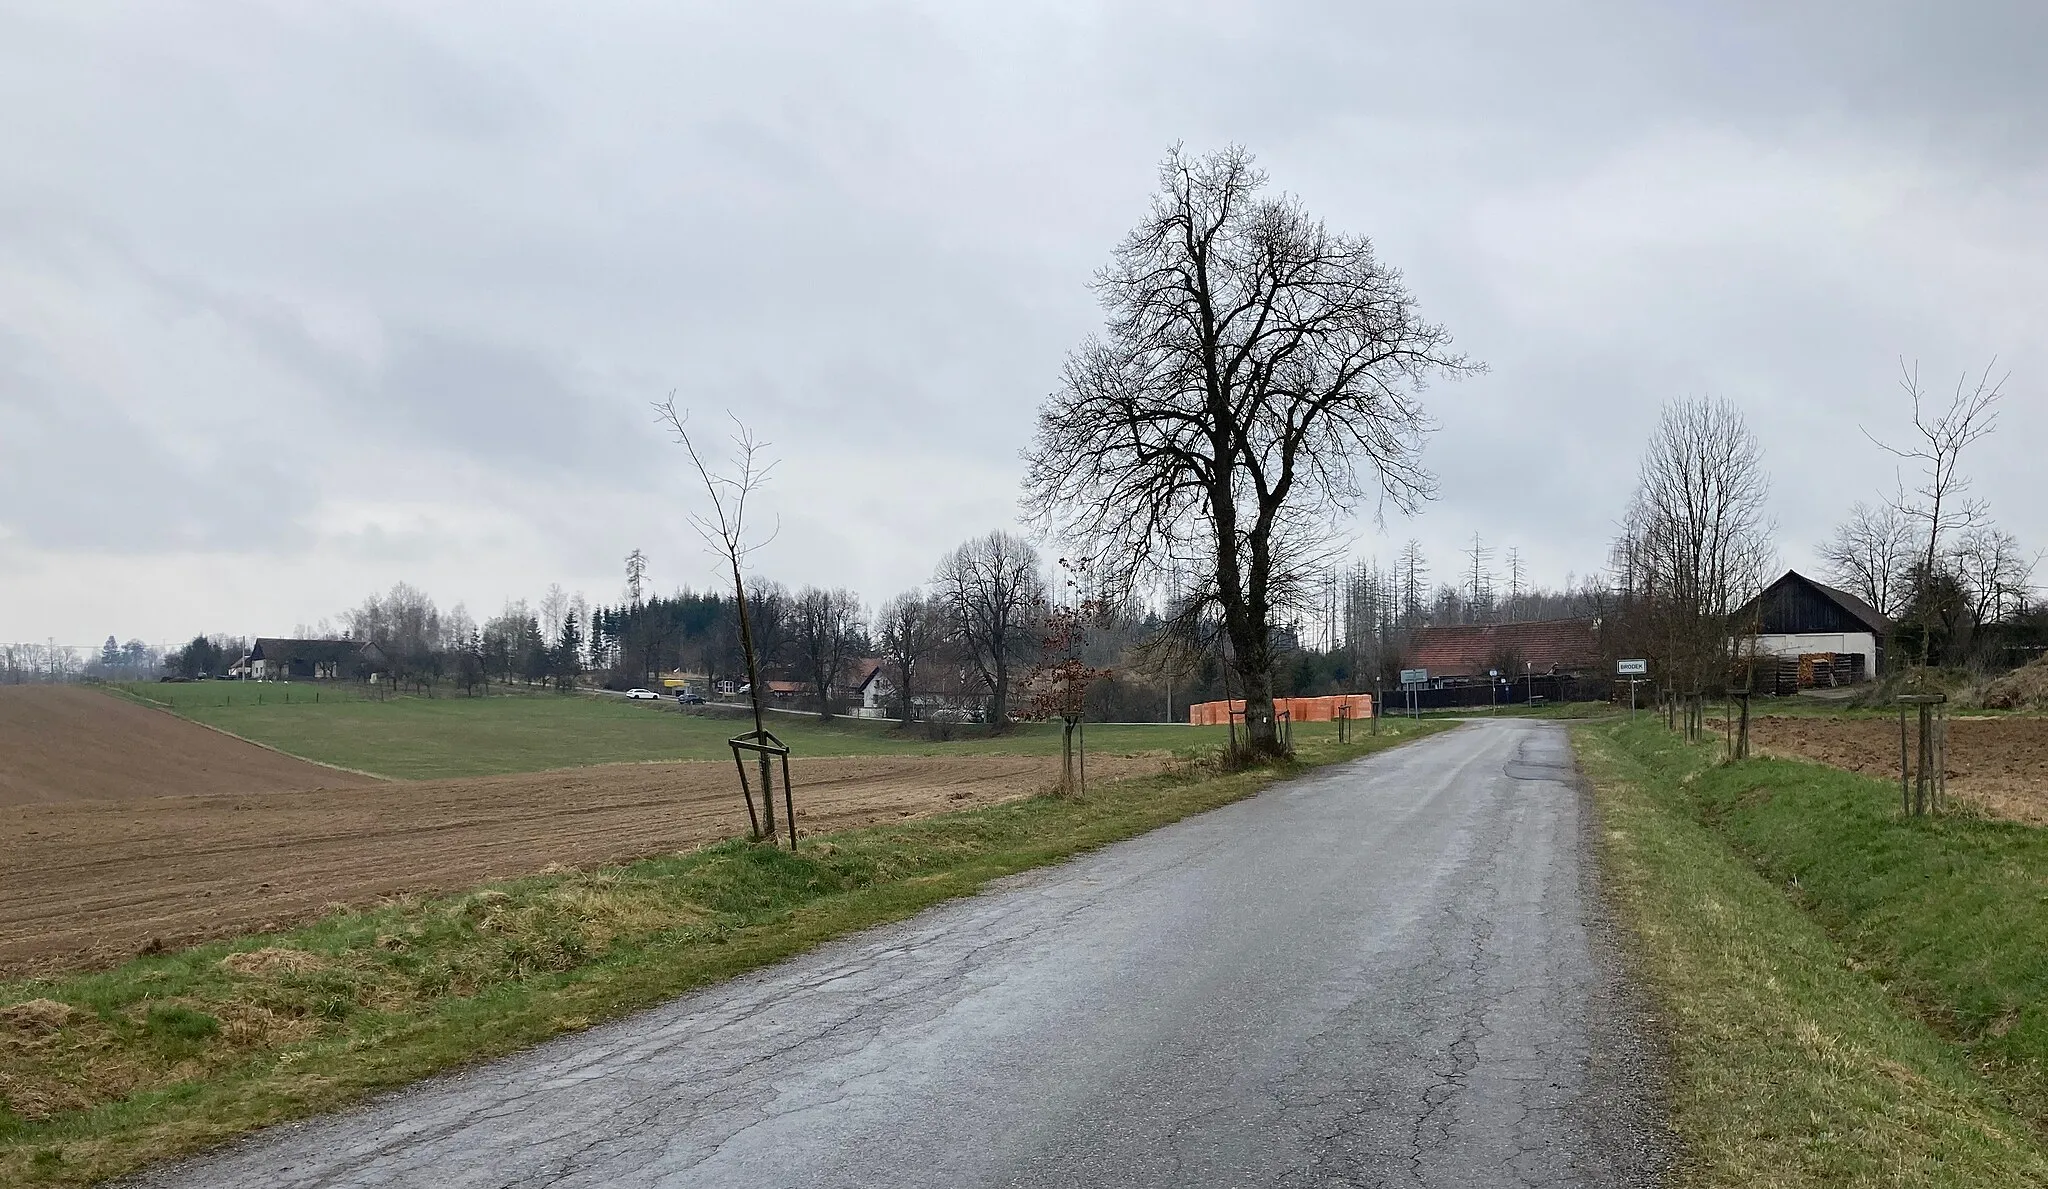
2,0,2042,649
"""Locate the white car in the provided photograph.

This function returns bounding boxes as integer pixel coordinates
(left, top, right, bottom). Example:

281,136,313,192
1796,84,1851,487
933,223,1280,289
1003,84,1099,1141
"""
623,688,659,700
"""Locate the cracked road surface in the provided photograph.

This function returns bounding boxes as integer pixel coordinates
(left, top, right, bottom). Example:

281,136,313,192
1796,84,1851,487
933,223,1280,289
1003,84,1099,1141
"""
131,719,1665,1188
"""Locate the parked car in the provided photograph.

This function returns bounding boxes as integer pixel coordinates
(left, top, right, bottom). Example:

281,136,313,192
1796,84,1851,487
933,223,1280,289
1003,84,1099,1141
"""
624,688,659,700
676,691,705,705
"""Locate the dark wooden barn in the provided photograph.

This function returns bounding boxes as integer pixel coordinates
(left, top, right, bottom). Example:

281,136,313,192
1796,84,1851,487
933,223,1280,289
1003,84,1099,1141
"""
1735,570,1891,687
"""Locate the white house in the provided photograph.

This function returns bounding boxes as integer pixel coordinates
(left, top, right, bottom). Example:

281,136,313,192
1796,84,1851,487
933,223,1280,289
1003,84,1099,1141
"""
854,662,892,719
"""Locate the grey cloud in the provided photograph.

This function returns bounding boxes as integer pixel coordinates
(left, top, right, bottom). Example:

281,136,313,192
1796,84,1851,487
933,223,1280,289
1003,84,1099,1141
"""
0,0,2041,645
367,329,651,472
0,334,315,551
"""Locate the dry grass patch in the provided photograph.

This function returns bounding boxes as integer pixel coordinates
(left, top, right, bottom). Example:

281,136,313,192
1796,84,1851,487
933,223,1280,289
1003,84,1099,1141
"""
219,949,325,977
0,1002,72,1035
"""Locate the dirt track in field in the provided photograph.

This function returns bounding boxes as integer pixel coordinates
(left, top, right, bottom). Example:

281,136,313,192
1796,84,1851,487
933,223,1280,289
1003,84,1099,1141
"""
0,753,1168,976
0,685,376,805
1749,714,2048,823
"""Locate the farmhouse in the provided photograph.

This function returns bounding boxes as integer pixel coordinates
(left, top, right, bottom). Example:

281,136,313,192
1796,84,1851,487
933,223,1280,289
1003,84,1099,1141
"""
849,659,891,717
848,661,993,721
1735,569,1889,683
1405,618,1602,685
246,638,388,681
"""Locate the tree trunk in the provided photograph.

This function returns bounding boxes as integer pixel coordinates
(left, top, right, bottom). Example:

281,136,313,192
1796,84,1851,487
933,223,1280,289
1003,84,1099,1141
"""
1225,616,1281,758
1061,717,1077,793
1215,493,1284,759
989,655,1008,727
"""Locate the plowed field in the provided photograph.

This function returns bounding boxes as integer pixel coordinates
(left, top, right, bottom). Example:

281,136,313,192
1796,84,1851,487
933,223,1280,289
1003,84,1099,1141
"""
0,686,374,805
1749,714,2048,823
0,753,1167,975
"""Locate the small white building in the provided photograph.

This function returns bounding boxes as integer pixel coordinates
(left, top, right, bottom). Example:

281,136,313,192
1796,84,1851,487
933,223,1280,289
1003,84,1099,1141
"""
1736,570,1891,684
854,662,892,719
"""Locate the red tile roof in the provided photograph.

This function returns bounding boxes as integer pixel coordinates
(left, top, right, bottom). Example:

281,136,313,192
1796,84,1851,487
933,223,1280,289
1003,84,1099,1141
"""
1406,619,1600,678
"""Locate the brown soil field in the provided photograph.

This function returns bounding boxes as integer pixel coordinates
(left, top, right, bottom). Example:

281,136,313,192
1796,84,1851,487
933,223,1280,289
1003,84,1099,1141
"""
1749,715,2048,823
0,686,375,806
0,753,1167,976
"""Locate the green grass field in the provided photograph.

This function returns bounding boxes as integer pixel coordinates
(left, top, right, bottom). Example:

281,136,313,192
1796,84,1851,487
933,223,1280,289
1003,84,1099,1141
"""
113,685,1242,780
1581,718,2048,1186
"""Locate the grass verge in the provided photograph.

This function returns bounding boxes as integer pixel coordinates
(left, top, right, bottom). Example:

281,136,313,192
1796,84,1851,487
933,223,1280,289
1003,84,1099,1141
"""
1577,719,2048,1186
0,720,1443,1185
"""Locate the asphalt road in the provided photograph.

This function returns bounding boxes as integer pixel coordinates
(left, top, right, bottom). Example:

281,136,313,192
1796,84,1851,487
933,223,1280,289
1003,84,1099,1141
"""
132,719,1666,1189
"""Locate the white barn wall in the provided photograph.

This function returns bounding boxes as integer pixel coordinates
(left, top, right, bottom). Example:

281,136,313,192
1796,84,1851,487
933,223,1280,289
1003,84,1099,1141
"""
1749,631,1878,678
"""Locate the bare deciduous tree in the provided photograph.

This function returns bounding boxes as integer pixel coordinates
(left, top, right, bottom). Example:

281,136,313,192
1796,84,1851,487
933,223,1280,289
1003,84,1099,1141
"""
936,531,1046,727
1819,499,1917,619
539,583,569,644
1022,145,1476,758
1951,527,2037,633
1610,397,1776,698
875,590,943,722
1865,358,2004,664
792,586,865,718
656,397,781,841
744,580,792,677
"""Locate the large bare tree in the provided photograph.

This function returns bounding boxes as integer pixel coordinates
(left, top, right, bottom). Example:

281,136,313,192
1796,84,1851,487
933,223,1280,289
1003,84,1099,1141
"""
1950,527,2037,637
791,586,865,718
1818,499,1917,619
875,590,944,722
1610,398,1775,695
935,531,1046,727
1023,145,1475,757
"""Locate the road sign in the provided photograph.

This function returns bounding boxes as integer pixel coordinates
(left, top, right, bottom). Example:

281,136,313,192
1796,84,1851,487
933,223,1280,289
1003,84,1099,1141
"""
1399,668,1428,685
1617,659,1648,676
